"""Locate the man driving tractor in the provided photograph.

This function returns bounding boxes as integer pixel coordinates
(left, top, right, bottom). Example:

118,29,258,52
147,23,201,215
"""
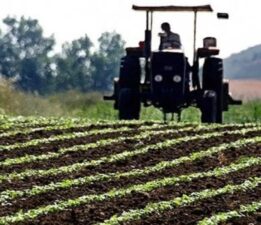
159,22,182,50
104,5,241,123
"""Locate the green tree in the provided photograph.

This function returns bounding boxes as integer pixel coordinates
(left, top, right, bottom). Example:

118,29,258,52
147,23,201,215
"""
55,35,93,92
91,31,125,91
0,16,55,94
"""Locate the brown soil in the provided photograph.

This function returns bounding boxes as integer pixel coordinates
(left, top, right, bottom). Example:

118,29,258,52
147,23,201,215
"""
0,124,194,161
0,123,260,225
24,166,261,225
220,212,261,225
0,121,156,134
0,129,143,162
1,128,259,193
0,122,157,145
0,141,260,219
129,187,261,225
0,125,241,174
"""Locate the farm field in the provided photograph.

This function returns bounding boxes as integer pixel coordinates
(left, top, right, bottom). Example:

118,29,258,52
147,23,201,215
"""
0,116,260,225
229,79,261,101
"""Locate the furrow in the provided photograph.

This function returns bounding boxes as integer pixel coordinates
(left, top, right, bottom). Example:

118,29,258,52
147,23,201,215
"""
0,123,232,169
0,121,149,144
0,124,175,162
0,125,191,168
0,118,163,135
99,177,261,225
0,126,132,152
0,166,260,225
0,127,259,186
0,137,260,218
0,116,89,131
197,201,261,225
0,150,260,211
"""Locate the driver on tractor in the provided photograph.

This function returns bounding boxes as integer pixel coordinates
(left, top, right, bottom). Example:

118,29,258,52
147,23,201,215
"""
159,22,182,50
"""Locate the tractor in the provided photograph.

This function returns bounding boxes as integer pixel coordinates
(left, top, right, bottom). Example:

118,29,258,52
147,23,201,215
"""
104,4,241,123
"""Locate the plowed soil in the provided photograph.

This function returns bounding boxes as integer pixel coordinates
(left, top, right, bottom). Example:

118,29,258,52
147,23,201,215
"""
0,122,260,225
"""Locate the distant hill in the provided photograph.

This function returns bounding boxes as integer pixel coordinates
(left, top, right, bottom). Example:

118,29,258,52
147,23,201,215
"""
224,44,261,79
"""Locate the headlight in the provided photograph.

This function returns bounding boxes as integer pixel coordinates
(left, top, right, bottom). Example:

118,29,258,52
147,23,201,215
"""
154,74,163,82
173,75,182,83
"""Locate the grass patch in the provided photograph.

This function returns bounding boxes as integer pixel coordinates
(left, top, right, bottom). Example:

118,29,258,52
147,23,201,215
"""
0,79,63,117
224,100,261,123
0,79,260,123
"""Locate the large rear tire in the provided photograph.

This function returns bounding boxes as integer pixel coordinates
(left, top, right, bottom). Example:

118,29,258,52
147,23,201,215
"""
202,57,223,123
118,88,140,120
119,56,141,89
201,90,217,123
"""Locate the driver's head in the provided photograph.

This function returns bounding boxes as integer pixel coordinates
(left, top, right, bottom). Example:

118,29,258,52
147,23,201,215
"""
161,22,171,32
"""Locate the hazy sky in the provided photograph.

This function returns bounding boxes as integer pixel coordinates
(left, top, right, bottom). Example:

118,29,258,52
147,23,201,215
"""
1,0,261,58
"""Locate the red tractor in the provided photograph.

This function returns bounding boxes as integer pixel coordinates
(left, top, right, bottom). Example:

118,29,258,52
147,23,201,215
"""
104,4,241,123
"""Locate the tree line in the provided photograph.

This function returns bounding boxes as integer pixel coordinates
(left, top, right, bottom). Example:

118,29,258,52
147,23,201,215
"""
0,16,126,95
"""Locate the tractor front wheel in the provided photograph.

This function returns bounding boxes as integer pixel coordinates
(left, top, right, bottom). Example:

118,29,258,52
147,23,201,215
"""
201,90,217,123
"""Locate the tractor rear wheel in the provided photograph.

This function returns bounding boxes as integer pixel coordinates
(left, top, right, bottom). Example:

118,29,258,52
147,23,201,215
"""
202,57,223,123
119,56,141,89
201,90,217,123
118,88,140,120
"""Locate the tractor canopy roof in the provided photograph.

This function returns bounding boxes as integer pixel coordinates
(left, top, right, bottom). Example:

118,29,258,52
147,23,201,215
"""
132,5,213,12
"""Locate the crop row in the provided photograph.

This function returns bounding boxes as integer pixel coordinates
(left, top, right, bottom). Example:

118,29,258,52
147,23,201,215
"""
0,121,192,152
0,119,151,139
98,176,260,225
0,124,202,181
0,121,119,139
0,126,259,184
0,120,209,140
0,116,86,131
0,125,193,167
0,114,258,133
197,200,261,225
0,142,259,204
0,117,183,139
1,114,255,128
0,134,260,206
0,120,255,141
0,123,189,161
0,122,237,167
0,155,259,224
0,125,150,152
0,116,162,131
0,116,108,128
